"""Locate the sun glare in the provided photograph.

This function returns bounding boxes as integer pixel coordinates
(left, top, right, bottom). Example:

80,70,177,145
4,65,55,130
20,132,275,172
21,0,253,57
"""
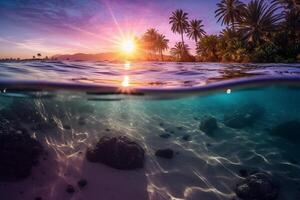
121,75,130,87
121,40,136,54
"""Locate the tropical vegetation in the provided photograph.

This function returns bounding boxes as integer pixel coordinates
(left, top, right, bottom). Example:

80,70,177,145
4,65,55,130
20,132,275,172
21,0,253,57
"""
138,0,299,62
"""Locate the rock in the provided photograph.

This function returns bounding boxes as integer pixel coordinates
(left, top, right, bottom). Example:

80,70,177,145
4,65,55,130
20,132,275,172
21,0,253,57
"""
239,169,248,177
159,133,171,139
63,124,71,130
86,136,145,170
235,173,279,200
199,116,218,135
224,104,265,129
78,117,86,125
0,132,43,181
7,99,44,124
182,134,191,141
159,122,164,127
206,143,212,147
289,158,298,164
77,179,88,189
270,120,300,143
66,184,75,194
155,149,174,159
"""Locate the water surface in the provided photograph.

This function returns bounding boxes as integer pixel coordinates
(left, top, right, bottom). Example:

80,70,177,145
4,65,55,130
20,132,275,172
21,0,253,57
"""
0,61,299,200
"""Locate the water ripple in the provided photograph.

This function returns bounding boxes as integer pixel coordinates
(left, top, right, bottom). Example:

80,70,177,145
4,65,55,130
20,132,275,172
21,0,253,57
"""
0,61,300,89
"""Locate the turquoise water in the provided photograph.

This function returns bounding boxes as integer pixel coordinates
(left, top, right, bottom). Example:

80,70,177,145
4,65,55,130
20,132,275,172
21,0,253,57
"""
0,61,300,200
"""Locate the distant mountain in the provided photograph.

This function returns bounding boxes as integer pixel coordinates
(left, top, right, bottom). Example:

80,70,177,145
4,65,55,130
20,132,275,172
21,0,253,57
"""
52,52,173,61
52,52,121,61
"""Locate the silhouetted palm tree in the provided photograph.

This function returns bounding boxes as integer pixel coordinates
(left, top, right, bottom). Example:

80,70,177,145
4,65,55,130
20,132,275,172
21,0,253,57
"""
196,35,219,61
169,9,189,48
273,0,299,9
156,34,169,61
170,42,190,60
237,0,282,45
273,0,300,43
283,7,300,43
187,19,206,43
142,28,159,58
215,0,246,31
220,27,238,39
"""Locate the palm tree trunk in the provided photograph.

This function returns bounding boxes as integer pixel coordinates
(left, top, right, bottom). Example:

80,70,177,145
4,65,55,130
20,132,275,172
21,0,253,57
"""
160,50,164,61
181,32,185,45
180,29,185,60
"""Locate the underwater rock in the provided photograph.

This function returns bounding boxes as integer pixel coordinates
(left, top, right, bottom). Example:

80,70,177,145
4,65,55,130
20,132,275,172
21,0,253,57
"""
155,149,174,159
63,124,71,130
159,133,171,139
239,169,249,178
78,116,86,125
86,136,145,170
206,143,212,147
66,184,75,194
182,134,191,141
0,132,43,181
77,179,88,189
224,104,265,129
31,121,56,132
270,120,300,143
199,116,218,135
9,99,44,124
235,173,279,200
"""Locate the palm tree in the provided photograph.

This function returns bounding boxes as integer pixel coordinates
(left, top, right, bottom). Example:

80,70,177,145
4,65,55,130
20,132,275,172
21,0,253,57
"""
273,0,299,9
237,0,282,45
169,9,189,50
283,8,300,44
170,42,190,60
215,0,246,31
187,19,206,43
156,34,169,61
142,28,159,58
196,35,219,61
220,27,238,39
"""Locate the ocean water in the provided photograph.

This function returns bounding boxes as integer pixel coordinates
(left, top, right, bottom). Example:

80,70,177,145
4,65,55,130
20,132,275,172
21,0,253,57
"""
0,61,300,200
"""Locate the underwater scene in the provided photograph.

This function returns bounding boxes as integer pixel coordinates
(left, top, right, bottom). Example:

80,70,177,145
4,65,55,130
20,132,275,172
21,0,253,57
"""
0,61,300,200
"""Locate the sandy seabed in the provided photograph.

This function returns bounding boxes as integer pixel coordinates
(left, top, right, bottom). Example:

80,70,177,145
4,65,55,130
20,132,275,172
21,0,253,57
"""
0,88,300,200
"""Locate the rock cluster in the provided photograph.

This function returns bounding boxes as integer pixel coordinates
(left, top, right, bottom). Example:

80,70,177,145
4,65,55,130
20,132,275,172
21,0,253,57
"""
0,132,43,181
199,116,218,135
270,120,300,143
235,173,279,200
86,136,145,170
155,149,174,159
224,104,265,129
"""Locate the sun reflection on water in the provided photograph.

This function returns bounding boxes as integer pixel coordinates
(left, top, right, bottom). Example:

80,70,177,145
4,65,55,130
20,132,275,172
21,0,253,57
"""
124,61,131,70
122,75,130,87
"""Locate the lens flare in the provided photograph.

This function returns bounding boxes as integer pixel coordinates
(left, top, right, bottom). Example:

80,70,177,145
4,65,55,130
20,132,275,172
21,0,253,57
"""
121,40,135,54
122,75,130,87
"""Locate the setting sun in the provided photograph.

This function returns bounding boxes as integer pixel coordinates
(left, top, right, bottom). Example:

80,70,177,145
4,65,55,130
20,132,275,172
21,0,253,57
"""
121,40,136,54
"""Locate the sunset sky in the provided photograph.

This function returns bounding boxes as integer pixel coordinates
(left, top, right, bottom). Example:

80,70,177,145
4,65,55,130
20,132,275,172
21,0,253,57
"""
0,0,250,59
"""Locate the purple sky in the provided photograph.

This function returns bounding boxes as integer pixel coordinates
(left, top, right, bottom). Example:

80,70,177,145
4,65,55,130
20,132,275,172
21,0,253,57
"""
0,0,249,58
